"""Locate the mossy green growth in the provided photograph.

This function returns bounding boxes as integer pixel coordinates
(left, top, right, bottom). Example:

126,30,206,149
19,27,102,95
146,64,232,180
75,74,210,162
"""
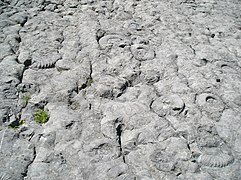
8,123,18,129
19,119,25,125
86,78,93,87
8,119,25,129
22,94,31,104
34,109,49,124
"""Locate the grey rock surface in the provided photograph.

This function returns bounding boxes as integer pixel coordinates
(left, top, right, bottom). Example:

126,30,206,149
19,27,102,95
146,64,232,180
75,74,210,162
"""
0,0,241,179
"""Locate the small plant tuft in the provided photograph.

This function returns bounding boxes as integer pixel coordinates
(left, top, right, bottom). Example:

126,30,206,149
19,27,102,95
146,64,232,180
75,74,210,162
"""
8,123,18,129
19,119,25,125
23,94,31,104
8,119,25,129
80,78,94,90
34,109,49,124
86,78,93,87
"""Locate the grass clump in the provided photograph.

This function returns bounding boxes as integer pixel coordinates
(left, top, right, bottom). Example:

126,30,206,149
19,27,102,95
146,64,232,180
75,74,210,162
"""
22,94,31,104
34,109,49,124
80,78,94,90
19,119,25,125
86,78,93,87
8,119,25,129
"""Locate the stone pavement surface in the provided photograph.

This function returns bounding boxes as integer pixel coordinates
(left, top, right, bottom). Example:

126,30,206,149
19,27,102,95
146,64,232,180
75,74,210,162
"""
0,0,241,179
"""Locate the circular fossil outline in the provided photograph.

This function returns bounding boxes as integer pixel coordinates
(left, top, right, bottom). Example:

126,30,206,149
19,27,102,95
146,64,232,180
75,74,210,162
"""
140,69,161,85
195,124,223,149
151,94,185,116
215,61,241,74
149,149,176,172
196,93,225,120
195,125,234,168
130,44,156,61
98,34,131,50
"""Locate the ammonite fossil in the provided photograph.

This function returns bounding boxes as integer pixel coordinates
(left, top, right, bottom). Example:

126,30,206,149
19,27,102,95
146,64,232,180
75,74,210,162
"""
150,149,176,172
196,93,225,120
151,94,185,116
197,152,234,168
98,34,130,50
130,44,155,61
196,125,234,168
31,51,61,69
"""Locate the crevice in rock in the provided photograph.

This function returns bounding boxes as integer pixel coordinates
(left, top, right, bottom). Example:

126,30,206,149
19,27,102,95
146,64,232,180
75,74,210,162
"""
22,145,36,178
79,77,93,91
116,121,125,163
189,45,196,55
96,29,105,43
187,143,191,151
65,121,74,129
79,61,94,91
89,60,93,81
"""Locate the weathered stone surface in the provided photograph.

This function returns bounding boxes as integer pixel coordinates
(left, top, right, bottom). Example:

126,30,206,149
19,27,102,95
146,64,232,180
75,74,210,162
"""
0,0,241,179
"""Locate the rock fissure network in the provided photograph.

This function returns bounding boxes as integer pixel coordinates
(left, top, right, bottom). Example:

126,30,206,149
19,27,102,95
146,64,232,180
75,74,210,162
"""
0,0,241,179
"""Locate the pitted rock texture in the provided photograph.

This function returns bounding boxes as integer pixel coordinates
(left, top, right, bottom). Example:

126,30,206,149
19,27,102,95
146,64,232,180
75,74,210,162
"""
0,0,241,179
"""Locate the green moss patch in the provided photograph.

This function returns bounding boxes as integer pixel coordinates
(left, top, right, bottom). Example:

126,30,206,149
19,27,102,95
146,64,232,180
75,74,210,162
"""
34,109,49,124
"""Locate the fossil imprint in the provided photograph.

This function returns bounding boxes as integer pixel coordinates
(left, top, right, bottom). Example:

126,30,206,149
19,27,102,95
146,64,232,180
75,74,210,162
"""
196,125,234,168
31,50,61,69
